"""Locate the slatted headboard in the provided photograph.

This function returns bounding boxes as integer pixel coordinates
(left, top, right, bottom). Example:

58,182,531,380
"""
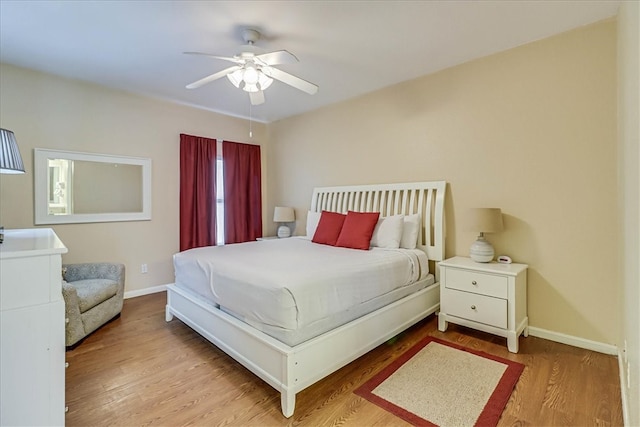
310,181,446,262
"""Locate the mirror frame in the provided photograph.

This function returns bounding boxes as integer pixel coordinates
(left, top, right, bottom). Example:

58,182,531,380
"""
34,148,152,224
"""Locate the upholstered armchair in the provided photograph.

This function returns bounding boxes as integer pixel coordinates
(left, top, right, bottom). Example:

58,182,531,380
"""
62,263,125,347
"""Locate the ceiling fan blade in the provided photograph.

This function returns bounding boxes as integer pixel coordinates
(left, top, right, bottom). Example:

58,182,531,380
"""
255,50,298,66
249,90,265,105
183,52,242,64
263,67,318,95
186,65,242,89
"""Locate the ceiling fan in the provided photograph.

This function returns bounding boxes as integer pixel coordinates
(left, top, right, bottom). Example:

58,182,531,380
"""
185,29,318,106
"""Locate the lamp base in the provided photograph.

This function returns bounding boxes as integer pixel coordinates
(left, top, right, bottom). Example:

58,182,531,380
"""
277,225,291,238
469,236,494,263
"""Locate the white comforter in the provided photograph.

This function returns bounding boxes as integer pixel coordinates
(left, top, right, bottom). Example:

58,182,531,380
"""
173,237,428,331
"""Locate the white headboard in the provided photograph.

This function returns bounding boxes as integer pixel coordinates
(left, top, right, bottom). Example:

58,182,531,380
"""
310,181,446,262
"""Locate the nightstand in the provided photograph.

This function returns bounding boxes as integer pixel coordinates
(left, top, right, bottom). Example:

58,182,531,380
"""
437,256,528,353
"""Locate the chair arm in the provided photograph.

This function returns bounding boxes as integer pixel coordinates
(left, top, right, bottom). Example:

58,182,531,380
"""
62,281,85,346
63,263,125,288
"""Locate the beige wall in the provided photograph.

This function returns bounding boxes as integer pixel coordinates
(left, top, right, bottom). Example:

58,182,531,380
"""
0,63,268,293
268,20,619,344
618,1,640,424
0,19,622,348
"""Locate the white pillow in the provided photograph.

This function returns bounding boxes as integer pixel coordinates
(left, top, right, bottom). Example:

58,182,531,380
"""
305,210,322,239
400,214,421,249
370,215,404,249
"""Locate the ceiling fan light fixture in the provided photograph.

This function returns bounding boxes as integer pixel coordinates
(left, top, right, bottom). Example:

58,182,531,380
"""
227,69,244,88
229,68,273,93
242,65,259,85
243,83,259,93
242,75,273,93
257,72,273,90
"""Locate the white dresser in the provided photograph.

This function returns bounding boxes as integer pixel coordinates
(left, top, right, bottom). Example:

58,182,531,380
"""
1,228,68,426
437,256,528,353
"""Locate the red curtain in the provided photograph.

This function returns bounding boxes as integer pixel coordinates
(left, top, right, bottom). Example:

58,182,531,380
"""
179,134,217,251
223,140,262,244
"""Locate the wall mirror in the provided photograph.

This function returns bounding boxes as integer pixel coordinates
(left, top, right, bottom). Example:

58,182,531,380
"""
34,148,151,224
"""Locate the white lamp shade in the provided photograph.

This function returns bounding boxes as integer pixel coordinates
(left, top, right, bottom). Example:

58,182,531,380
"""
227,69,244,88
467,208,504,233
0,129,25,174
227,68,274,93
273,206,295,223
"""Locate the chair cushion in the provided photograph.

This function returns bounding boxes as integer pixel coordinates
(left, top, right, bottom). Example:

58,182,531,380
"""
70,279,119,313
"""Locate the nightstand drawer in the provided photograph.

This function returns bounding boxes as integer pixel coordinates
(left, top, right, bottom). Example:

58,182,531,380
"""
445,268,508,299
442,288,507,329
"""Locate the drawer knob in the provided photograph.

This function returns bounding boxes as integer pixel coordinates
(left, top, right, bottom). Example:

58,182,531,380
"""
65,362,69,368
65,318,70,324
471,281,478,285
471,305,476,310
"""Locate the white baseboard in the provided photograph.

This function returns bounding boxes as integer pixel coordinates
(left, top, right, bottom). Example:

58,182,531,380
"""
124,284,168,299
528,326,618,355
618,347,630,426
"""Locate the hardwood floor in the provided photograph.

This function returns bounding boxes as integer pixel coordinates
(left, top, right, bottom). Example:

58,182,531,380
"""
65,292,623,426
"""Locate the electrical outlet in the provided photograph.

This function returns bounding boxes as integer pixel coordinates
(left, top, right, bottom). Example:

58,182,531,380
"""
141,263,148,274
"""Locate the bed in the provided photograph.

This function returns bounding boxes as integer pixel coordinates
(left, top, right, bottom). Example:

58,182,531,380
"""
165,181,446,417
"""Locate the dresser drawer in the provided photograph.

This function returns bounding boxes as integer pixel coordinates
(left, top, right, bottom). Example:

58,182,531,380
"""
444,268,508,299
442,288,507,329
0,256,53,310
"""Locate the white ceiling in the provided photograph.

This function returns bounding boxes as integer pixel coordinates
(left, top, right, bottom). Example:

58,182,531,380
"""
0,1,620,123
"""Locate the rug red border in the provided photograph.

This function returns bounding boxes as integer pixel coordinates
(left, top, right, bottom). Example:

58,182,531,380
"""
354,336,524,427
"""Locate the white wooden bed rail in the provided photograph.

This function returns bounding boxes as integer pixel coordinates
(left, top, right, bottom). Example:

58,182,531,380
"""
166,280,439,417
166,180,447,418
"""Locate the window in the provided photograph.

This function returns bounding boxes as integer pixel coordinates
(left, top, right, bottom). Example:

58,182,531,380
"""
215,140,225,245
179,134,261,251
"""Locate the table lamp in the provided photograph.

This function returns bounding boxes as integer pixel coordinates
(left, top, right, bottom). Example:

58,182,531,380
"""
0,129,26,244
274,206,295,238
0,129,25,174
467,208,503,262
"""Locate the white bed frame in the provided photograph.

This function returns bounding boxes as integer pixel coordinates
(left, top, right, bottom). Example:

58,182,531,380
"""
165,181,446,417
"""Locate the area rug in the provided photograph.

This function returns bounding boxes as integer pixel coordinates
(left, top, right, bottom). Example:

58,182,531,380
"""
354,336,524,427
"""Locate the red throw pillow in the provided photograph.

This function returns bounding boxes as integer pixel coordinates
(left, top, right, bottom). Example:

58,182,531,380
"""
336,211,380,250
312,211,347,246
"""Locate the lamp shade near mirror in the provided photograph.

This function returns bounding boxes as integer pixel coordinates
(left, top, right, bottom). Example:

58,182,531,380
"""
467,208,504,262
0,128,25,243
274,206,295,238
0,129,25,174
